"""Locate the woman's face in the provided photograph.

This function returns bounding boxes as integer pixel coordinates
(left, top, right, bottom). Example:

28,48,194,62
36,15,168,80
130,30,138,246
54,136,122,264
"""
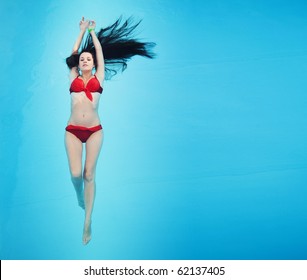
79,52,94,72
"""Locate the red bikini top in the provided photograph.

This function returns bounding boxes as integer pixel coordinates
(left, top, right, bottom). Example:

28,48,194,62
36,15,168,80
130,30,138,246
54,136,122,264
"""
69,75,103,101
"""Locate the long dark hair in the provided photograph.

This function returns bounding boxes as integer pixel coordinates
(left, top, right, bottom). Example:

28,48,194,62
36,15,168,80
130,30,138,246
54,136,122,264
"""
66,16,156,79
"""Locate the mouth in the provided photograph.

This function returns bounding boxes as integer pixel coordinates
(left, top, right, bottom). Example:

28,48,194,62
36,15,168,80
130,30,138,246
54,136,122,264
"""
83,64,88,67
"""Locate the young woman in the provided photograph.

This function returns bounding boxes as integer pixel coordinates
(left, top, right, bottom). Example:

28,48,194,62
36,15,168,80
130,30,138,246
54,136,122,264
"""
65,17,155,245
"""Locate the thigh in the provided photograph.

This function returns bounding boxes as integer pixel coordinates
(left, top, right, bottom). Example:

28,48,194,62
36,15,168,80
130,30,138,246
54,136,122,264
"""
65,131,83,176
85,130,103,172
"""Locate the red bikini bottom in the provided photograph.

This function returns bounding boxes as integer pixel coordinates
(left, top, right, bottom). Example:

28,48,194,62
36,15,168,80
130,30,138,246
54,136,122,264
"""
65,124,102,143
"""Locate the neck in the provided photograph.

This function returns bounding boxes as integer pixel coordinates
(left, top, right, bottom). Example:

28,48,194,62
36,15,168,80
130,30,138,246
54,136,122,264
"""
81,71,92,80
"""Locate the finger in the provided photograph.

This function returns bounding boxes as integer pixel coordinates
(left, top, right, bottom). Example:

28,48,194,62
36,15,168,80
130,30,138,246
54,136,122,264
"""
82,16,84,21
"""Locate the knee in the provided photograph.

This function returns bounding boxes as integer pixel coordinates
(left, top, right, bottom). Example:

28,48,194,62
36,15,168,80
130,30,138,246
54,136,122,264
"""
71,170,82,182
83,170,95,183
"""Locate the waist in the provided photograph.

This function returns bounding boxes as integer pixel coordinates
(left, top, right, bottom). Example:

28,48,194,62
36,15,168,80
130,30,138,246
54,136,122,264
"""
68,112,100,126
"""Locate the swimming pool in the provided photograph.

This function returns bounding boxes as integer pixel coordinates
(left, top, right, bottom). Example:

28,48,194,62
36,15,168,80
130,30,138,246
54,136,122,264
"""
1,0,307,259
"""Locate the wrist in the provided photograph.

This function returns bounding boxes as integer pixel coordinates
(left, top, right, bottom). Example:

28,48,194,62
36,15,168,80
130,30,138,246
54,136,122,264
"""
88,28,95,33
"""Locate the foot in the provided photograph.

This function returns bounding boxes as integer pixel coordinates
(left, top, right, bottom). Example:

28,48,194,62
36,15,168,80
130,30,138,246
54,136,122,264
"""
82,220,92,245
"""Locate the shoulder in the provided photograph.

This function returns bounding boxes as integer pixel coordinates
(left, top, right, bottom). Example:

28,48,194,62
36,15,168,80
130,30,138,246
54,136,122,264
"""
94,72,104,85
69,68,79,82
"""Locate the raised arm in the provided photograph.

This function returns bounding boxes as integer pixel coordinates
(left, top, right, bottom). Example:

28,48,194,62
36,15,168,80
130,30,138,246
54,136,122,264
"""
88,20,105,82
70,17,89,79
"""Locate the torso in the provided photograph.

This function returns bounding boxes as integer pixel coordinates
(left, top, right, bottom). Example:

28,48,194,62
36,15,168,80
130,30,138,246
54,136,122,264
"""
67,91,101,127
67,75,103,127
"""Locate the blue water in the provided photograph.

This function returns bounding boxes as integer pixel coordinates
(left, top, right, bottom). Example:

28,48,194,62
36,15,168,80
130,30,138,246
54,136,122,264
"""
1,0,307,260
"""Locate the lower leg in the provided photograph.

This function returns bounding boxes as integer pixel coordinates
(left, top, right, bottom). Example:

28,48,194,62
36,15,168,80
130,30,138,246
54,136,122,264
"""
72,175,85,209
83,172,96,245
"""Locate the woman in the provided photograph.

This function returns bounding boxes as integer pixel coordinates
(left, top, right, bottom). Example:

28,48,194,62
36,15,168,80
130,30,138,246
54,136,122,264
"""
65,17,155,245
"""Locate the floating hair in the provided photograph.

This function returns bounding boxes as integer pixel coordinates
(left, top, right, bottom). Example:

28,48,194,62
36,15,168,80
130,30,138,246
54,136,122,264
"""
66,16,156,79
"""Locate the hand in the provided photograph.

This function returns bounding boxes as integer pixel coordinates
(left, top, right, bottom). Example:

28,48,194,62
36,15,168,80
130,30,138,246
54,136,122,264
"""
88,20,96,30
79,16,89,31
